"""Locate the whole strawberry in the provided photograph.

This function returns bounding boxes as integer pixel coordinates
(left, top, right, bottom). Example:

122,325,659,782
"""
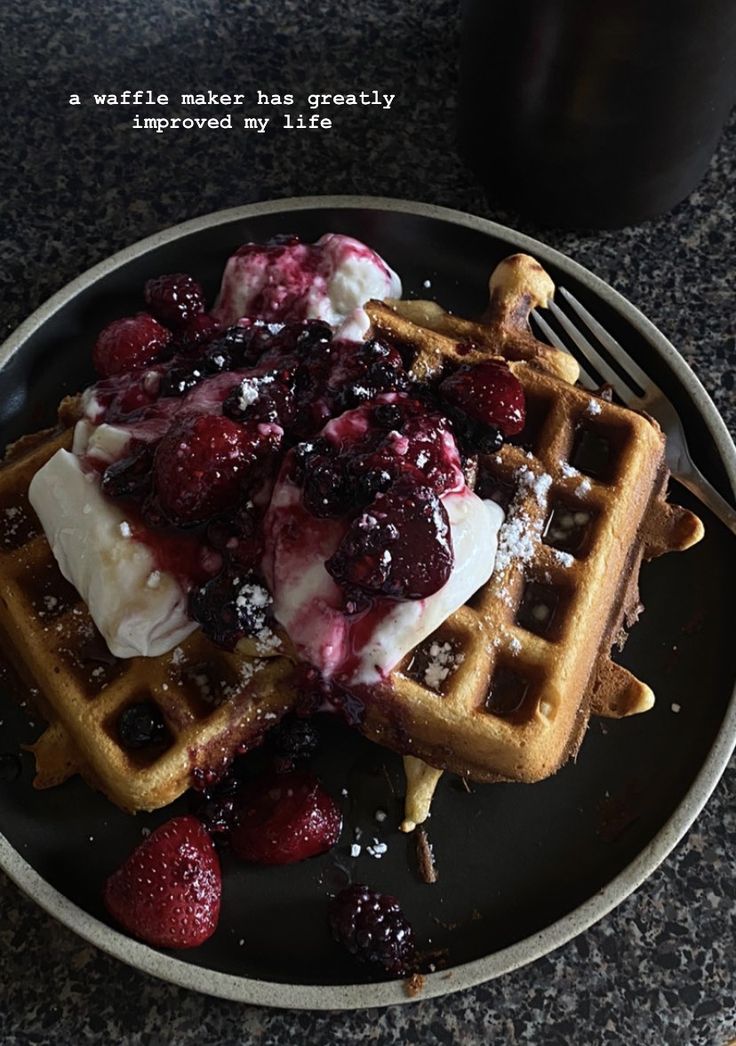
230,771,342,865
103,815,221,949
93,313,172,377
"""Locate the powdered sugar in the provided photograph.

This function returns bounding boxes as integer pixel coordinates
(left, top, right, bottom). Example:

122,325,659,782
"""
423,640,463,690
552,549,575,568
492,465,553,586
236,373,274,412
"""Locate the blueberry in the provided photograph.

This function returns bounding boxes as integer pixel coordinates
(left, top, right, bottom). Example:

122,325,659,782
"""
160,363,205,397
476,425,504,453
118,701,168,749
189,568,273,649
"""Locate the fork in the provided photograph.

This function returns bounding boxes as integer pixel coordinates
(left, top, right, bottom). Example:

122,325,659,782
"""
532,289,736,537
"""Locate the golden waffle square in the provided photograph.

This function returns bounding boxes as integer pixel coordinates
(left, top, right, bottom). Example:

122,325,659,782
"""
0,430,298,812
360,304,703,789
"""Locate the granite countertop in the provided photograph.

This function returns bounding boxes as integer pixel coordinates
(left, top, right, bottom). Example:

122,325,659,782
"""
1,1,734,1043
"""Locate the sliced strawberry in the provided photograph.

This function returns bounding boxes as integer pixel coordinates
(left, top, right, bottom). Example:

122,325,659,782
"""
230,771,342,865
92,313,172,377
153,413,281,526
103,815,221,949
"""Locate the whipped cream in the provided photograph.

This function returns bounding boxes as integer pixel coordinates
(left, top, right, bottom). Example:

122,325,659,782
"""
33,233,404,660
213,233,401,338
263,399,504,685
264,475,503,685
29,450,196,658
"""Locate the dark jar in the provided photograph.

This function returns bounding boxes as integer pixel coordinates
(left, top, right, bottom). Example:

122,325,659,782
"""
459,0,736,228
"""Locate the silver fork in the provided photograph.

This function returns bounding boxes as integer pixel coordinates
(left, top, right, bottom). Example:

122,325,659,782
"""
532,290,736,536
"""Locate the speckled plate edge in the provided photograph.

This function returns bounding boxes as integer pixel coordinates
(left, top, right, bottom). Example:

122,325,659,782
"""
1,195,734,1011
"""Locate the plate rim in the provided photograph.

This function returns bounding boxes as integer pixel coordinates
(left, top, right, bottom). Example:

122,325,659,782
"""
1,194,734,1011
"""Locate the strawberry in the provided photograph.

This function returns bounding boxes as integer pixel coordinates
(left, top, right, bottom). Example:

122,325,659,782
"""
103,816,221,949
230,771,342,865
92,313,172,377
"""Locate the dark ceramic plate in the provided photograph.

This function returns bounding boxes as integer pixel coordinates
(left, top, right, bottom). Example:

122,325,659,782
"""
1,198,735,1009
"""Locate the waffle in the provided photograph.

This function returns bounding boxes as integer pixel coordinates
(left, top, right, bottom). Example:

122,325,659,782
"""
0,251,703,824
0,429,298,812
386,253,580,384
359,300,703,818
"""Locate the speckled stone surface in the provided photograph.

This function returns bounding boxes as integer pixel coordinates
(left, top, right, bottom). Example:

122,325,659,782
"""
1,1,734,1043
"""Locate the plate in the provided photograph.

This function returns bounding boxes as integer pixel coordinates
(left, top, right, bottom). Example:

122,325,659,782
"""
1,197,735,1010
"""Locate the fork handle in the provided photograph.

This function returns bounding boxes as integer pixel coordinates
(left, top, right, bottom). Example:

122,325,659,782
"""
673,463,736,537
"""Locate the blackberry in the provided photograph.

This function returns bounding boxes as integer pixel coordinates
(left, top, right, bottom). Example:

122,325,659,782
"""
172,312,221,353
118,701,168,749
329,884,416,977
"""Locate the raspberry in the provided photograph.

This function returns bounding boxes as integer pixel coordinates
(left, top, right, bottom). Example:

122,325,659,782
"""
439,359,526,436
153,413,280,526
230,771,342,865
144,273,205,328
92,313,172,377
329,884,416,976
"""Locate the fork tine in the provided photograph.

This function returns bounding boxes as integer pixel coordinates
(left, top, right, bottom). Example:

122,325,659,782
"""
530,310,598,389
548,300,640,400
559,287,658,395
